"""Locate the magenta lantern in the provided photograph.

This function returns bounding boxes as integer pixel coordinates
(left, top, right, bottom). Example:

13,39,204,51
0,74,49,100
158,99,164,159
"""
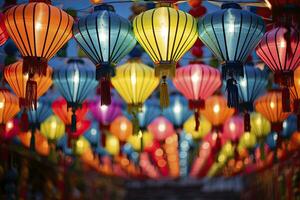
1,119,18,140
147,116,175,142
173,63,221,131
256,27,300,112
223,116,244,143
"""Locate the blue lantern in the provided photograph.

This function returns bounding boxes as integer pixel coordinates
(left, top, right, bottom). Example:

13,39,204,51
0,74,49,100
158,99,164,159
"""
266,132,277,151
53,58,97,132
282,114,297,139
73,4,136,105
162,94,192,129
198,3,265,108
84,122,101,150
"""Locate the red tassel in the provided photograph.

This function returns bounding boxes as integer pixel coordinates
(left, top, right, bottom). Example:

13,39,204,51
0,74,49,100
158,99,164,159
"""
23,56,48,76
194,110,200,131
282,87,291,112
100,77,111,106
20,110,29,132
25,79,37,110
244,112,251,132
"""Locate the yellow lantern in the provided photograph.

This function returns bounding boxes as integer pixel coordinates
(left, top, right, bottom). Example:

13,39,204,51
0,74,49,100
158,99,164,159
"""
105,134,120,156
250,112,271,139
133,4,198,107
183,115,211,140
128,131,153,152
239,132,257,149
74,136,90,156
40,115,65,142
111,59,159,133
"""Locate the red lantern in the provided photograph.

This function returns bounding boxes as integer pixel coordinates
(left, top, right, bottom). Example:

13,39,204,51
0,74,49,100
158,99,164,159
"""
173,64,221,130
256,27,300,112
148,116,174,142
223,116,244,143
0,13,9,46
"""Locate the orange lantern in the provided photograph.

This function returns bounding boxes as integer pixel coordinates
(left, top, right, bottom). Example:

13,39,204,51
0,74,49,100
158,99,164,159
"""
255,90,291,133
4,0,73,78
110,116,132,143
4,60,52,110
290,67,300,130
0,89,20,134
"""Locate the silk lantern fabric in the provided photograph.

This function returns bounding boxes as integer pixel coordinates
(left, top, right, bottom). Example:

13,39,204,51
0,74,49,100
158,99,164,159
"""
0,13,9,46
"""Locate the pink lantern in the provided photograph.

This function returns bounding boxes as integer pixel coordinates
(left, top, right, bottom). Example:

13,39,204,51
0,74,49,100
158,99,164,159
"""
1,119,18,140
223,116,244,143
147,116,174,142
0,13,9,46
256,27,300,111
173,63,221,130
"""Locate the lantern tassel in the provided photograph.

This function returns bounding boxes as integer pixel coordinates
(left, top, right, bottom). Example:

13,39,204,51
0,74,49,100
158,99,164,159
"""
139,131,144,152
71,110,77,133
23,56,48,76
30,131,35,151
282,87,291,112
132,112,140,135
244,112,251,132
160,77,169,108
100,77,111,105
226,77,239,108
194,110,200,131
20,110,29,132
101,131,106,148
25,79,37,110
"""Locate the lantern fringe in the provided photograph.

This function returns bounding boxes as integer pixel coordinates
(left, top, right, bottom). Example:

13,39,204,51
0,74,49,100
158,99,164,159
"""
100,77,111,105
244,112,251,132
30,131,35,152
226,77,239,108
23,56,48,76
20,110,29,132
160,77,169,108
25,79,37,110
71,110,77,133
194,110,200,131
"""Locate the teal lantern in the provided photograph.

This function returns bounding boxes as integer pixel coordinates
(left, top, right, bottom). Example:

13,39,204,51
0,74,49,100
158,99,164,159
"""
198,3,265,108
73,4,136,105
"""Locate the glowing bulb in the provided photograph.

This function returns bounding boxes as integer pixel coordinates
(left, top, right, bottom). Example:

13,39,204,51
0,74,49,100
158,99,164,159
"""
191,73,200,83
264,0,272,9
213,104,220,113
131,69,137,85
120,122,127,131
36,22,42,30
91,128,97,136
240,79,247,87
100,104,108,111
212,132,218,140
0,101,4,109
51,121,57,129
270,101,275,109
256,117,262,125
6,121,13,130
283,121,287,129
280,40,286,48
158,123,166,132
173,101,182,114
24,73,29,80
138,130,143,139
77,140,84,148
273,133,278,141
73,70,80,83
228,23,235,33
229,122,236,132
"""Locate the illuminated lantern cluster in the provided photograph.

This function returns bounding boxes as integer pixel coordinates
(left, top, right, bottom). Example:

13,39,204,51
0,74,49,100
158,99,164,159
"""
173,63,221,130
133,3,198,107
198,2,265,108
0,13,9,46
73,4,136,105
164,134,179,178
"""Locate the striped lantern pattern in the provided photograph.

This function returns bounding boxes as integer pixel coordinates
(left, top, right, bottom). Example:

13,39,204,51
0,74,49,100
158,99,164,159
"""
0,13,9,46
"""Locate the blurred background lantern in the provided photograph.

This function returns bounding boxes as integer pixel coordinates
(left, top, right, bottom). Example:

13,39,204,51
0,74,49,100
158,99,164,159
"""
0,89,19,134
223,116,244,144
4,0,73,85
133,4,198,108
73,4,136,105
105,134,120,156
74,136,90,156
4,60,52,111
0,13,9,46
162,94,192,130
18,131,50,156
1,119,18,141
84,122,101,152
256,27,300,112
40,115,65,143
173,63,221,130
111,59,159,134
53,58,97,132
198,3,265,108
239,132,257,151
281,114,297,140
110,116,132,143
148,116,175,142
184,115,212,140
290,67,300,130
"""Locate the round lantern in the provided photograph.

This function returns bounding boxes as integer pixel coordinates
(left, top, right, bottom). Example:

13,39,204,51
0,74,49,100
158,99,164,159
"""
4,0,73,77
0,89,20,134
223,116,244,144
198,3,265,108
4,60,52,110
147,116,175,142
0,13,9,46
73,4,136,105
105,134,120,156
53,58,97,132
110,116,132,143
74,136,90,156
173,63,221,130
256,27,300,112
250,112,271,139
282,114,297,139
162,94,192,129
84,122,101,150
183,115,211,140
128,131,153,152
40,115,65,142
239,132,256,150
133,4,198,107
111,59,159,134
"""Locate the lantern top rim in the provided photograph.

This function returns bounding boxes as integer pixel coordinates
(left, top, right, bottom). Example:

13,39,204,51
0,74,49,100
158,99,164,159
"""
221,2,242,10
94,4,115,12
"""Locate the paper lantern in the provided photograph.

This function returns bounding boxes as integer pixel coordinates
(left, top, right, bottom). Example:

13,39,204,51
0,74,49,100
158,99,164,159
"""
4,0,73,77
40,115,65,142
128,131,153,152
111,59,159,134
250,112,271,139
239,132,256,149
147,116,175,141
73,4,136,105
198,3,265,108
133,4,198,107
173,63,221,130
282,114,297,139
0,89,20,134
0,13,9,46
84,122,100,149
18,131,50,156
183,115,212,140
1,119,18,140
256,27,300,112
223,116,244,143
74,136,90,156
105,134,120,156
110,116,132,142
255,90,291,133
53,58,97,132
162,94,192,129
4,60,52,110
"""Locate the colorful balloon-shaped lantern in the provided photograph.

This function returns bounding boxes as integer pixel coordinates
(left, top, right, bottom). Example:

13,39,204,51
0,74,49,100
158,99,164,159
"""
183,115,212,140
0,13,9,46
40,115,65,142
148,116,175,142
110,116,132,143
